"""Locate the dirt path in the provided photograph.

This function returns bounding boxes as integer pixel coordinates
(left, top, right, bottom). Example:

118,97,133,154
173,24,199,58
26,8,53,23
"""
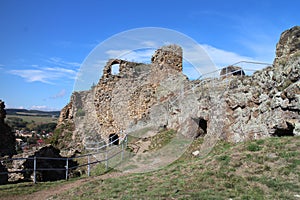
5,172,128,200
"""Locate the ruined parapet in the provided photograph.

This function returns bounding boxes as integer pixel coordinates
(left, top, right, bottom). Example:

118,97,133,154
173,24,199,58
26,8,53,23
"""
151,44,183,72
93,45,185,141
102,59,143,79
275,26,300,64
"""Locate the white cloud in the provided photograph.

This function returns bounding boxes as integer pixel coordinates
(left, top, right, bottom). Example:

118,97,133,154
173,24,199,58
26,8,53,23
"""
140,41,158,47
201,44,254,67
30,105,59,111
182,44,271,78
106,49,155,63
47,57,81,68
50,89,66,99
106,49,132,58
202,44,273,71
9,69,52,83
30,105,48,110
44,67,77,74
8,57,81,84
9,67,78,84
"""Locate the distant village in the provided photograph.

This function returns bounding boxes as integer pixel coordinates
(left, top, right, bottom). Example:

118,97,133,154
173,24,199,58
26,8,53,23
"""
14,129,54,152
4,108,60,153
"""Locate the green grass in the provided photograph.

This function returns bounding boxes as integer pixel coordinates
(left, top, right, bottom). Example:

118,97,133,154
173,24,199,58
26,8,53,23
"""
1,136,300,199
148,129,176,150
0,179,75,197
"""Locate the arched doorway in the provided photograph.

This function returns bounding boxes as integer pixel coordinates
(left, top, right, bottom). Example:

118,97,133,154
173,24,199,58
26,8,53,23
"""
109,134,119,145
194,117,208,138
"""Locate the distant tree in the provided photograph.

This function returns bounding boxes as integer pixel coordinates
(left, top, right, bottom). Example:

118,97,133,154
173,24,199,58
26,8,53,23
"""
6,117,28,130
27,137,37,145
36,123,57,133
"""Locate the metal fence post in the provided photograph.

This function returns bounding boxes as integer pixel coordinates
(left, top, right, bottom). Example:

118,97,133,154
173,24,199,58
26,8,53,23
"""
121,140,124,161
33,156,37,184
65,158,69,180
87,154,90,177
105,149,108,171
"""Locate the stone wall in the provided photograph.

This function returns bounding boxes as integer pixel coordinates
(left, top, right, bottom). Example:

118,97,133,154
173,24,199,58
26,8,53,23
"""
93,45,185,140
57,27,300,151
275,26,300,64
151,44,183,72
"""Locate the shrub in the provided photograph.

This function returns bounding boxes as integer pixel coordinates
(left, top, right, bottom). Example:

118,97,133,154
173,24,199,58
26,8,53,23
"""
247,143,262,152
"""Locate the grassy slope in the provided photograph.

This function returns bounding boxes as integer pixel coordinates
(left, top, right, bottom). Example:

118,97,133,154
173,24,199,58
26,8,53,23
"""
1,136,299,199
6,114,57,124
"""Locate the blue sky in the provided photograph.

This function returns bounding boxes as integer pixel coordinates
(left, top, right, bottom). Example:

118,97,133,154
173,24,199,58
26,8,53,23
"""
0,0,299,111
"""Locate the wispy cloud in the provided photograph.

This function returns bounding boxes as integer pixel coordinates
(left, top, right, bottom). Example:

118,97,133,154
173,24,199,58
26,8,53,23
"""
30,105,48,110
8,57,80,84
201,44,254,67
183,43,271,78
50,89,66,99
106,49,132,58
30,105,59,111
140,41,158,47
106,49,155,63
9,67,78,84
46,57,81,68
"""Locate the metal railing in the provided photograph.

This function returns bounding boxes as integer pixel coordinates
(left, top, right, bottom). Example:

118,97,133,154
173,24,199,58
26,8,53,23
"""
0,133,128,184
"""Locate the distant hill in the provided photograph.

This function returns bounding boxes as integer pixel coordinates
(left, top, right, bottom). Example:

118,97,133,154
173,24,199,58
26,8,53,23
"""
6,109,60,117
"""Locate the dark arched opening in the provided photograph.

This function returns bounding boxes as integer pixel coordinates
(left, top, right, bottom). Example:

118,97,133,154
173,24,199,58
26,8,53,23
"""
109,134,119,145
272,123,294,137
199,118,207,134
193,117,208,138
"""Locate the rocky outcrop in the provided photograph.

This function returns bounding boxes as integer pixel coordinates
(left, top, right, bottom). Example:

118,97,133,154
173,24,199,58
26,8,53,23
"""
0,100,16,157
57,101,73,125
275,26,300,65
57,27,300,151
